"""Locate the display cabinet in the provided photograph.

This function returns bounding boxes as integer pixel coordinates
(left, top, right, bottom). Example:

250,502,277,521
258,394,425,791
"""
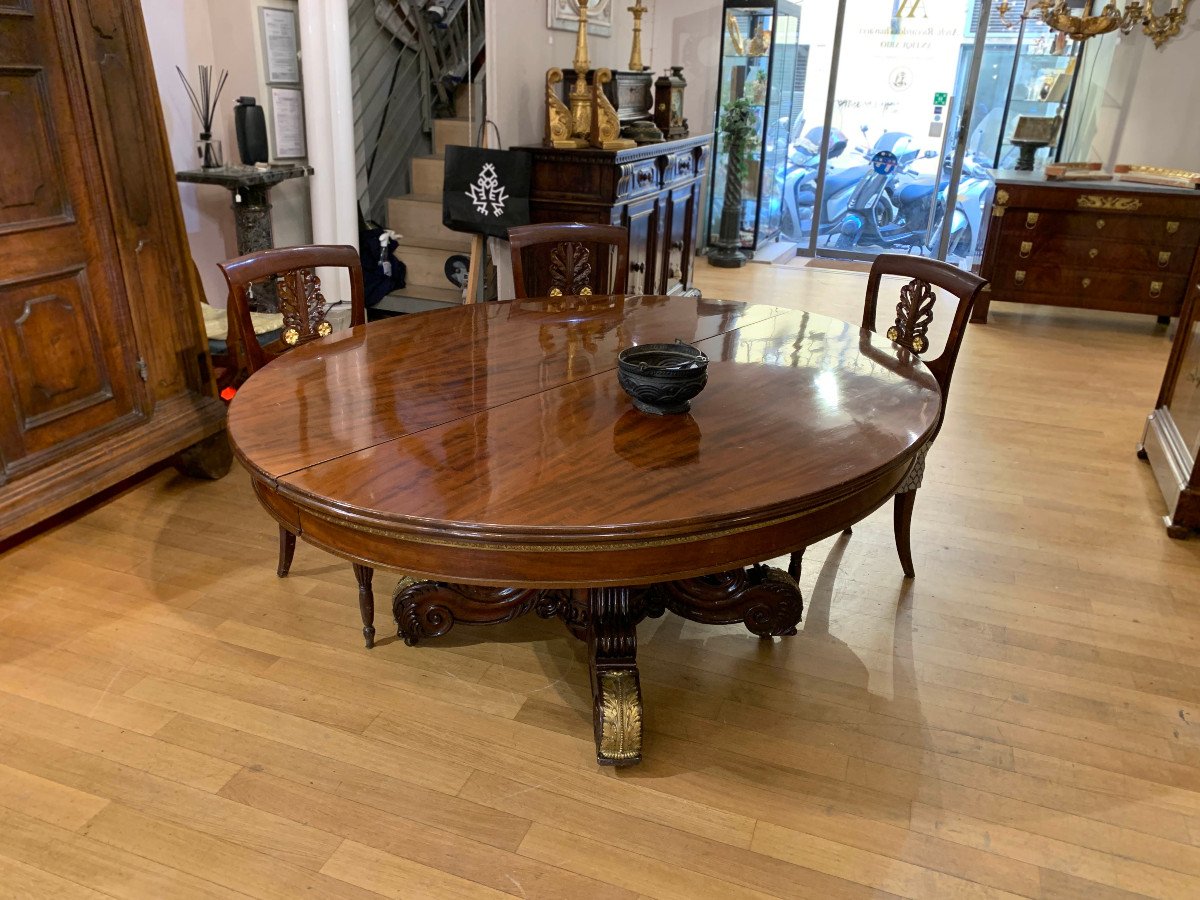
988,6,1084,170
1141,282,1200,538
705,0,802,252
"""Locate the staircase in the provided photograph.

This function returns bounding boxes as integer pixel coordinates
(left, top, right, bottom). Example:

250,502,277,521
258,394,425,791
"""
372,116,475,315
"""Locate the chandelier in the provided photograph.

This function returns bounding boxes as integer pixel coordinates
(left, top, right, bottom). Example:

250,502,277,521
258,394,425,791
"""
1029,0,1194,48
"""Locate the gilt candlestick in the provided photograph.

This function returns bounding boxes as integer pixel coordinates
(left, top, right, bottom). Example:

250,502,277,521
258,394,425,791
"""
628,0,648,72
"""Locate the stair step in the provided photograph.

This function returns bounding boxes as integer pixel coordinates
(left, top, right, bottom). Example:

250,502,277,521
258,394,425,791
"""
433,117,474,155
394,244,471,291
387,193,472,251
372,293,462,317
453,82,485,120
411,155,446,195
390,284,465,304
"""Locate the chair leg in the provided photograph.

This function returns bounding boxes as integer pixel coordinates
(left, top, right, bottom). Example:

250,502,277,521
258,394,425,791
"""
277,527,297,578
352,564,376,649
894,491,917,579
787,549,805,582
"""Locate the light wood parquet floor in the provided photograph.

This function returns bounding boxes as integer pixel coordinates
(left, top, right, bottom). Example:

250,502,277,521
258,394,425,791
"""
1,263,1199,899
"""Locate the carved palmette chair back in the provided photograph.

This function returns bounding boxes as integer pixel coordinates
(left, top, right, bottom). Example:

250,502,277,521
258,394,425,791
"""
862,253,987,443
217,244,366,376
787,253,987,583
508,222,630,299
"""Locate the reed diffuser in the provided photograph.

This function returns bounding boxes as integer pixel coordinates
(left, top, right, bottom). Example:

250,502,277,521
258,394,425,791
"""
177,64,229,168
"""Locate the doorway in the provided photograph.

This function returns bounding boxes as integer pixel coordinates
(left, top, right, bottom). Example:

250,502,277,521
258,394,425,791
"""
780,0,1079,269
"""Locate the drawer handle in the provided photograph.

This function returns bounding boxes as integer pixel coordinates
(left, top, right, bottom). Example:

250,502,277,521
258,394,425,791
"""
1014,270,1026,286
1025,212,1039,229
1081,278,1091,289
1159,251,1172,268
1089,247,1099,259
1019,241,1032,258
636,169,655,185
1167,221,1180,234
630,262,645,273
1150,280,1163,299
1096,219,1106,230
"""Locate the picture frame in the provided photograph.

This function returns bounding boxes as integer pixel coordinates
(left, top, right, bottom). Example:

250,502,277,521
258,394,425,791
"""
269,86,306,159
259,7,300,84
547,0,613,37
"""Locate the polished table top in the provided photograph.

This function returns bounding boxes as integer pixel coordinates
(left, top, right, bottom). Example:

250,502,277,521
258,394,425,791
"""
228,295,941,584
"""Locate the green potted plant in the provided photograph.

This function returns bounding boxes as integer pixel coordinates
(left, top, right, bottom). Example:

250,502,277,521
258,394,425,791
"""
710,97,760,268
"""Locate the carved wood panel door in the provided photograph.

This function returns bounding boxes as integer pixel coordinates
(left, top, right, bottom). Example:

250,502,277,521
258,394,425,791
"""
623,196,659,296
0,0,144,482
661,184,697,296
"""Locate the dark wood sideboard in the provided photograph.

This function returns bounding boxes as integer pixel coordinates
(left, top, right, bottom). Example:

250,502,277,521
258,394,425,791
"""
974,172,1200,324
1140,278,1200,538
0,0,228,542
517,135,711,297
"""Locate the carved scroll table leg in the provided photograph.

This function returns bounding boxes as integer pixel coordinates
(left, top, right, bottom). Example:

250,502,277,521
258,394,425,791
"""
658,565,803,639
587,587,642,767
391,579,543,646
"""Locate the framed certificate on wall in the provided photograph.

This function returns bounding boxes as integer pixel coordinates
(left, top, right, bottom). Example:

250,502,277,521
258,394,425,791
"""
270,86,306,158
260,7,300,84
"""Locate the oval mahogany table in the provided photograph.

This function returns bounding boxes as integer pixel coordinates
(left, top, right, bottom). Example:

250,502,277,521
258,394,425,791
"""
227,294,941,765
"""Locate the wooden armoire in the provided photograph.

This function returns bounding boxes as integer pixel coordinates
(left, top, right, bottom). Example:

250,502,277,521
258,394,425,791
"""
0,0,228,542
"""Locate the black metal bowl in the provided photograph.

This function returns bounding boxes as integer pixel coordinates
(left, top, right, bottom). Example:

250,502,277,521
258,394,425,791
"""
617,340,709,415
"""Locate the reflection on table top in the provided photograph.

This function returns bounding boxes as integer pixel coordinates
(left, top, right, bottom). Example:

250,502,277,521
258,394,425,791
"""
228,294,940,536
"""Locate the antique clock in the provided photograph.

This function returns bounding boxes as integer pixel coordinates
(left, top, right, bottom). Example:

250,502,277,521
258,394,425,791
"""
654,66,689,139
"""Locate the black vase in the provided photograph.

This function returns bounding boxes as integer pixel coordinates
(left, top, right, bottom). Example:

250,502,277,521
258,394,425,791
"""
234,96,268,165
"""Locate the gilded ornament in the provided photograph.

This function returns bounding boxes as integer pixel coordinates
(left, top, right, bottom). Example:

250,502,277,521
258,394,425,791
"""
590,68,635,150
995,189,1010,206
1076,195,1143,211
596,670,642,761
545,68,585,149
283,327,299,346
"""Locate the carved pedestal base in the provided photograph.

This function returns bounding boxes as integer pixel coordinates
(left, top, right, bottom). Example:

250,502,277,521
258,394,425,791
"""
390,566,802,765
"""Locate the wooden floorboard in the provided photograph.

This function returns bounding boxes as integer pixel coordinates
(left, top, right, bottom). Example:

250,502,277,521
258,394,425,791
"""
1,263,1199,897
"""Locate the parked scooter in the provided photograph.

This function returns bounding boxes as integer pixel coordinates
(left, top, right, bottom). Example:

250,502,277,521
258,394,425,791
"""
781,126,863,243
833,131,946,252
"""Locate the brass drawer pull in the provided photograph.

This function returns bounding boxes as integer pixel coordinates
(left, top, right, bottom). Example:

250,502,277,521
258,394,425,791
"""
1150,281,1163,299
1081,278,1091,289
1096,219,1106,230
1167,221,1180,234
1089,247,1099,259
1159,251,1172,268
1014,270,1026,286
1025,212,1039,229
1019,241,1032,258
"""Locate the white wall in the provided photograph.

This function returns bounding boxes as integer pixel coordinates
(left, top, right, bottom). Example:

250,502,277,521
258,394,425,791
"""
647,0,723,137
1101,23,1200,169
485,0,638,148
143,0,312,307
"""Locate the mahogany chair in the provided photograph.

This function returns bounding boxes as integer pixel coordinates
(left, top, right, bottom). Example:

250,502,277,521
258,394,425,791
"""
508,222,629,299
789,254,987,582
218,244,378,648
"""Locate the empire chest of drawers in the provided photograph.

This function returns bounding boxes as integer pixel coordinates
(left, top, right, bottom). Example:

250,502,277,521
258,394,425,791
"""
517,134,711,297
974,172,1200,324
